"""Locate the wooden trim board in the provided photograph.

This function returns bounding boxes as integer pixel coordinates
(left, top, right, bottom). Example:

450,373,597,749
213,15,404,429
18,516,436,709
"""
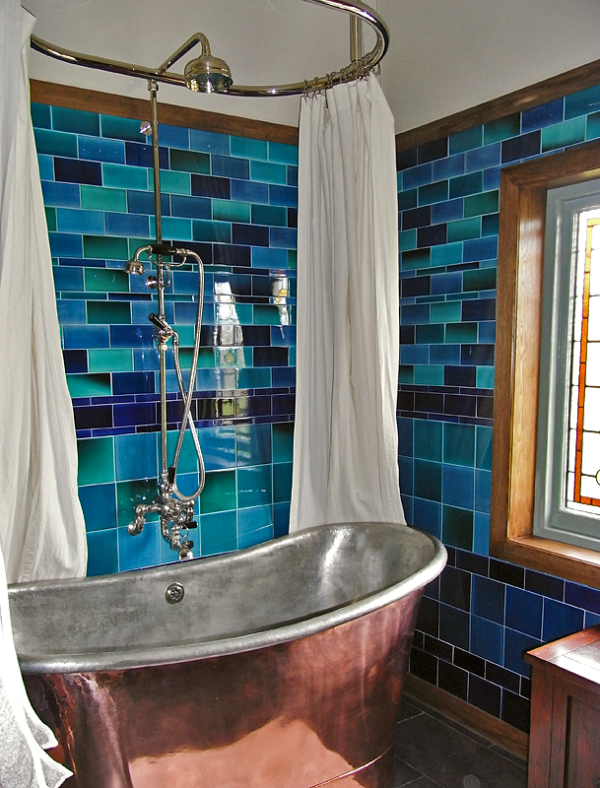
404,673,529,761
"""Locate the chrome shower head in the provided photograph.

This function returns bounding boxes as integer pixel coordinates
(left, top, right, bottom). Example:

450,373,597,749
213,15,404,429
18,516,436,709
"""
183,34,232,94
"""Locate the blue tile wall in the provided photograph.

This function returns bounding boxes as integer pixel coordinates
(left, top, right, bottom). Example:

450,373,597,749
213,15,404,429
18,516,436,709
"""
34,103,297,574
398,84,600,732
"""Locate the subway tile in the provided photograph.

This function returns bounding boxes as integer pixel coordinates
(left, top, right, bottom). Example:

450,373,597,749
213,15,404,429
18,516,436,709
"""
416,324,444,344
35,128,78,157
193,220,232,244
447,218,481,243
449,126,483,155
396,148,418,171
79,135,125,164
103,162,149,190
191,173,231,199
465,143,501,173
462,298,496,322
42,180,81,208
439,661,468,701
433,153,465,180
268,184,297,207
565,83,600,119
431,197,464,223
401,249,431,271
431,344,460,365
463,236,497,262
403,162,432,189
417,137,448,164
55,157,102,185
522,99,564,132
212,154,249,179
398,188,418,211
269,142,298,165
250,160,287,184
160,169,191,195
460,344,495,366
449,172,483,199
63,349,88,374
418,180,449,206
231,136,268,160
64,325,109,349
31,103,52,129
430,301,461,324
101,115,148,142
170,148,210,174
541,117,586,152
38,154,54,181
501,130,541,163
490,559,524,588
484,114,521,145
49,232,83,258
464,190,499,218
417,224,446,247
432,242,463,267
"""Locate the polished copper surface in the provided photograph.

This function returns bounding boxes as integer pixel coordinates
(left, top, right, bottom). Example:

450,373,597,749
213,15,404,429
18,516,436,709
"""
25,590,422,788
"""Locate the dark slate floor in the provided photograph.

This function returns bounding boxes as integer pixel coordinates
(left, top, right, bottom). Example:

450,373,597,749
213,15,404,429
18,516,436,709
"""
391,696,528,788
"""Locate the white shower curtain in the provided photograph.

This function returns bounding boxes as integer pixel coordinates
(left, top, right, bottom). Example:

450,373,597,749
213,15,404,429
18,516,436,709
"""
289,74,405,531
0,4,87,584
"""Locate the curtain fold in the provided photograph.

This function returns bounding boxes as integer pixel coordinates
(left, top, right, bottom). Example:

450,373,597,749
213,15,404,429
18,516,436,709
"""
289,74,404,531
0,4,87,583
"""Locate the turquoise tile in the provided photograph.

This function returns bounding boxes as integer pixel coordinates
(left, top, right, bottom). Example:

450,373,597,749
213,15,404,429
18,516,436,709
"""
34,128,77,157
464,190,499,218
84,266,129,291
31,103,51,129
565,84,600,119
586,110,600,141
449,172,483,199
418,180,449,206
200,470,236,513
473,512,490,556
170,149,210,174
484,114,520,145
447,218,481,243
237,465,272,509
86,529,118,576
239,525,273,550
103,163,149,190
446,322,478,343
198,426,236,471
115,431,158,482
79,136,125,164
231,136,268,160
273,462,292,503
190,129,229,154
442,505,473,550
101,115,148,142
430,301,461,323
192,220,231,243
88,349,133,372
67,373,111,397
251,204,287,226
78,436,115,485
273,422,294,463
414,365,444,385
399,229,417,251
160,169,191,195
443,423,475,467
81,184,127,212
213,200,251,223
151,216,193,240
45,207,56,231
541,117,586,152
415,420,443,462
166,430,201,475
200,510,237,556
268,142,298,165
477,367,495,389
238,504,273,536
53,107,100,136
38,154,54,181
87,301,131,324
79,484,117,532
251,247,288,267
464,268,497,292
117,479,158,527
236,423,272,467
449,126,483,155
401,249,431,271
431,243,462,266
118,520,161,571
57,208,104,234
250,161,287,184
398,365,414,384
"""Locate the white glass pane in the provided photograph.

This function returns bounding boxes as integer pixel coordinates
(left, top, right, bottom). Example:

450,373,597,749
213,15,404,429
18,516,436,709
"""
567,471,576,502
583,387,600,430
586,343,600,385
591,256,600,296
581,431,600,476
569,385,580,429
568,427,577,470
589,295,600,341
592,225,600,249
572,341,581,384
580,473,600,501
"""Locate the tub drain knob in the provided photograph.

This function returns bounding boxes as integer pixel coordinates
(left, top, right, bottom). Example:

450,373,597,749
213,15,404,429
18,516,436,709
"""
165,582,185,604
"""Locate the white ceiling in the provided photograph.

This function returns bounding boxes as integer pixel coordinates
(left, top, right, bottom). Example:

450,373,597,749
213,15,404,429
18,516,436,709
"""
24,0,600,134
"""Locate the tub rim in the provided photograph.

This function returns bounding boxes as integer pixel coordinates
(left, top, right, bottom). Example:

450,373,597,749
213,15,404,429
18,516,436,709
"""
11,522,447,675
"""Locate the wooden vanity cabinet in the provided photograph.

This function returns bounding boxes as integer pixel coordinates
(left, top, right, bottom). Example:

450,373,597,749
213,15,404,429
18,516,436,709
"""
526,625,600,788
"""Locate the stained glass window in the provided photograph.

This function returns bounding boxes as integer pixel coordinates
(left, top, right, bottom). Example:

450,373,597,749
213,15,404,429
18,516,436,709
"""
566,210,600,513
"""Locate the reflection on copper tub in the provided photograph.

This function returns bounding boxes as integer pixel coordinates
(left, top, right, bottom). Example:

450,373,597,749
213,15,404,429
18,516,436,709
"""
9,521,446,788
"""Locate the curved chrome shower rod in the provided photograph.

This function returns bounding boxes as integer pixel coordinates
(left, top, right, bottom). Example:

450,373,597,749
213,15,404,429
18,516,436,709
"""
30,0,388,97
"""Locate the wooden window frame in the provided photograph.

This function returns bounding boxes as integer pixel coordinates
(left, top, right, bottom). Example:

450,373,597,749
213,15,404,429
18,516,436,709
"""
491,139,600,588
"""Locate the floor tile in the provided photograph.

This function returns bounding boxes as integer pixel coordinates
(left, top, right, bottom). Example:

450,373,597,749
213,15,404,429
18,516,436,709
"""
393,712,527,788
397,698,424,722
389,757,423,786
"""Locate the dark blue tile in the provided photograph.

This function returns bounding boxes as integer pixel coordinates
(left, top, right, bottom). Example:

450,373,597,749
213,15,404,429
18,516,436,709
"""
270,227,297,248
86,528,118,576
460,344,495,366
502,690,530,733
484,167,501,190
398,189,418,211
212,155,249,179
125,141,168,169
490,559,524,588
444,366,476,387
191,173,231,199
449,172,483,199
272,367,295,387
501,131,541,163
486,662,520,693
417,224,446,247
418,138,448,164
565,582,600,614
64,325,109,349
414,459,442,502
432,154,465,180
112,372,155,395
57,299,86,323
465,143,501,172
521,99,564,132
472,575,505,624
444,394,476,417
401,304,430,324
442,465,474,509
113,403,157,427
269,184,297,207
403,163,432,189
504,628,541,676
54,157,102,185
42,180,81,207
439,603,469,650
415,392,444,414
506,586,543,638
402,275,431,297
525,569,564,601
105,212,149,237
53,265,84,291
73,405,113,430
254,347,288,367
402,206,431,231
543,599,584,642
170,194,211,220
440,566,471,611
213,244,251,267
431,272,462,295
401,345,428,364
127,190,170,216
287,166,298,187
463,236,498,262
396,148,418,170
232,179,269,204
79,484,116,532
462,299,496,322
431,345,460,365
439,661,468,701
110,325,154,348
63,349,88,373
232,223,269,247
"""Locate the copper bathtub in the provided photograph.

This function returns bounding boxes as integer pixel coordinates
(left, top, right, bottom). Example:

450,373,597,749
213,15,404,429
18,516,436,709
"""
9,521,446,788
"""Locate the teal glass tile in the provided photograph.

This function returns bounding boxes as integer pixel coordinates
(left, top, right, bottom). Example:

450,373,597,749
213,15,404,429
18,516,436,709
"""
443,423,475,467
273,462,292,503
430,301,461,323
88,348,133,372
473,512,490,556
102,163,149,190
269,142,298,165
449,172,483,199
49,232,83,258
53,106,100,136
231,136,268,160
34,129,77,157
415,420,443,462
442,505,474,550
165,430,200,475
484,114,521,145
398,365,414,384
414,460,441,502
398,188,418,211
288,250,297,270
87,301,131,324
251,204,287,226
482,214,499,236
150,216,193,240
86,529,118,576
79,135,125,163
431,242,462,267
399,229,417,251
237,466,272,508
200,470,236,513
199,426,236,471
239,525,273,550
117,479,158,526
160,169,191,195
213,200,251,223
447,217,481,243
464,190,499,218
84,267,129,292
38,154,54,181
77,436,115,486
449,126,483,155
237,368,271,389
236,423,272,467
541,117,586,152
101,114,148,142
31,103,51,129
565,84,600,119
250,161,287,184
446,322,478,343
190,129,229,154
157,123,189,149
273,422,294,463
118,519,161,571
57,299,86,324
251,247,288,267
239,505,273,536
170,148,210,174
464,268,497,292
57,208,104,234
115,432,157,482
401,249,431,271
418,180,449,206
477,366,495,389
200,510,237,556
81,184,127,212
253,305,286,325
192,220,231,244
45,207,56,231
416,324,445,343
67,373,111,397
79,484,116,532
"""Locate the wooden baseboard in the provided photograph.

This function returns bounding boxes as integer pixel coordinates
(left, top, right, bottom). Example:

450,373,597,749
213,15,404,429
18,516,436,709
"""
404,673,529,761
